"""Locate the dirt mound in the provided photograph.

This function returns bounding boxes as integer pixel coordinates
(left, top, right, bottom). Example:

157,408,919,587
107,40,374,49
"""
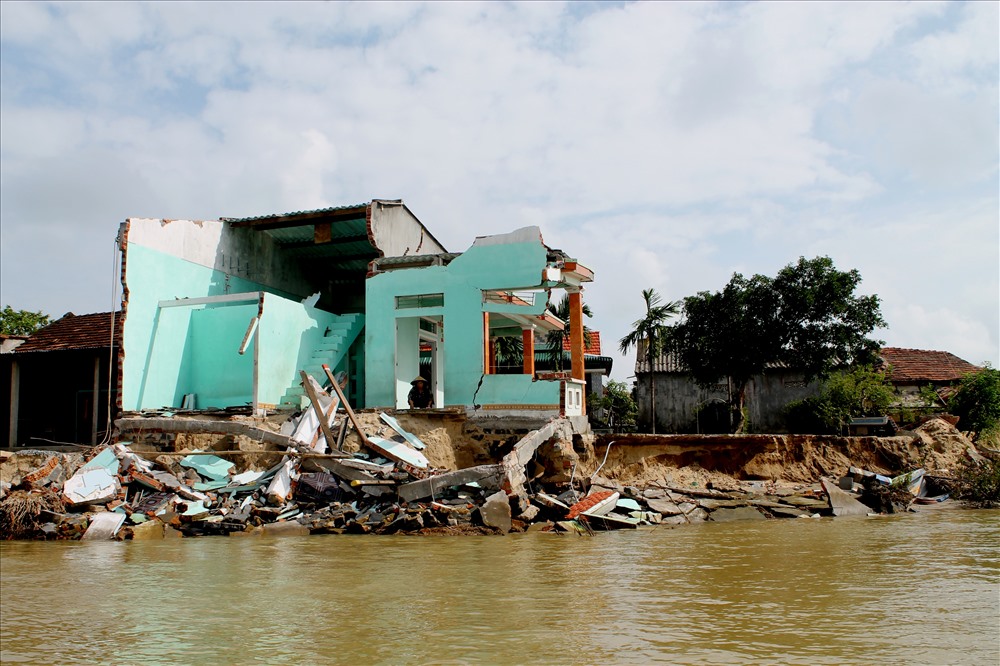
911,418,980,474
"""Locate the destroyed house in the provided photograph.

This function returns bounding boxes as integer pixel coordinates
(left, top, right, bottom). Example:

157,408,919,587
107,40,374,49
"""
117,203,595,417
5,311,121,447
366,226,593,415
119,200,444,413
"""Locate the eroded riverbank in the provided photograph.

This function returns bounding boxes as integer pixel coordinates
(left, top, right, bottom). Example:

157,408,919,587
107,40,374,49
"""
0,412,990,540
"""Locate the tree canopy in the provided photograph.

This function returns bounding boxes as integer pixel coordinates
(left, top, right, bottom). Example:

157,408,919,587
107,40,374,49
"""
949,364,1000,441
785,365,895,434
668,256,886,433
619,288,680,433
0,306,50,336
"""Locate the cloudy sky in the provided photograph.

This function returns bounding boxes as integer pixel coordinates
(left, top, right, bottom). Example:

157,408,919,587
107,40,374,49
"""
2,1,997,378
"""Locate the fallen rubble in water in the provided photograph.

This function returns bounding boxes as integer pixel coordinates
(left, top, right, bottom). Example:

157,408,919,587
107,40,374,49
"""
0,404,986,541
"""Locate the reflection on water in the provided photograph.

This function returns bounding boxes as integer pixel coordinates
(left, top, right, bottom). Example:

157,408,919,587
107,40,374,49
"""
2,510,998,665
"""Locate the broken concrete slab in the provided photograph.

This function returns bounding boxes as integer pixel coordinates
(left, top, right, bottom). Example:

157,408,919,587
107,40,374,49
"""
779,496,830,509
644,498,684,516
660,514,690,526
129,520,165,540
699,498,749,510
261,521,310,537
81,512,126,540
479,491,512,534
822,478,872,517
686,508,709,523
709,507,767,522
179,454,234,482
768,506,811,519
63,468,120,506
398,465,502,503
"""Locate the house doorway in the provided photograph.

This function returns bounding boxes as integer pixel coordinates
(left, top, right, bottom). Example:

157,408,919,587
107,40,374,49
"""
395,316,444,409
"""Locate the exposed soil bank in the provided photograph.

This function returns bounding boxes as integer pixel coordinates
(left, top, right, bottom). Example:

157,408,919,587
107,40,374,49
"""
580,418,979,489
0,415,985,540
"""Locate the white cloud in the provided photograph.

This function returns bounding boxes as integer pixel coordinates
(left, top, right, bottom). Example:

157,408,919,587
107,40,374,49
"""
1,0,996,374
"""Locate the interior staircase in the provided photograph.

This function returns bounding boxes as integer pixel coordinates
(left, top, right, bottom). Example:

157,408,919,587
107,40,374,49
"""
278,313,365,409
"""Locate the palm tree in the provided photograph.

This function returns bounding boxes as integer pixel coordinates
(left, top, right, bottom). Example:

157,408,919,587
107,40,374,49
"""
619,288,680,434
544,293,592,372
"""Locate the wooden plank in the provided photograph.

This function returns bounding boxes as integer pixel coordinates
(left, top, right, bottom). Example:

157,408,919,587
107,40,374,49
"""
322,364,369,447
301,371,337,452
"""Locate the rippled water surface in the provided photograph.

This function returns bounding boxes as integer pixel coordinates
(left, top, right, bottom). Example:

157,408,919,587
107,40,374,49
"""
2,509,998,665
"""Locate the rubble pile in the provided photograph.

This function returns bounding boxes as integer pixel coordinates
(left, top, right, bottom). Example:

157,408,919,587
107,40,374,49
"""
0,374,980,541
0,436,954,541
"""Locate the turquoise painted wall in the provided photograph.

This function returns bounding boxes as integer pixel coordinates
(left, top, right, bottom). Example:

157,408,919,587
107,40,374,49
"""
188,303,257,408
122,242,343,411
123,243,269,410
364,235,558,409
475,375,561,406
256,293,339,407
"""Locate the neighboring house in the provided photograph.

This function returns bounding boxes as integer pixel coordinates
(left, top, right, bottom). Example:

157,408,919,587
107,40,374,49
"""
879,347,982,406
4,312,121,447
634,346,983,433
115,201,595,418
634,352,821,434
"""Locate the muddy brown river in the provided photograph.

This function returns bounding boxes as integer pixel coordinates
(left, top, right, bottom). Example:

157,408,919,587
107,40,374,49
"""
1,508,997,665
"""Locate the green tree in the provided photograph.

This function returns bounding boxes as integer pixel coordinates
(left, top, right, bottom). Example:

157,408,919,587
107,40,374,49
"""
669,257,885,433
591,380,638,431
785,365,895,434
0,306,50,336
948,364,1000,440
619,288,681,434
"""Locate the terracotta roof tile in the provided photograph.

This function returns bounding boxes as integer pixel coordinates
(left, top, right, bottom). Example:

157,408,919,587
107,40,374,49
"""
16,311,121,353
880,347,981,383
562,330,602,355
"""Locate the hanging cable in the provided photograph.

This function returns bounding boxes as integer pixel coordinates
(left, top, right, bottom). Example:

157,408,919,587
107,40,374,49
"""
97,235,120,447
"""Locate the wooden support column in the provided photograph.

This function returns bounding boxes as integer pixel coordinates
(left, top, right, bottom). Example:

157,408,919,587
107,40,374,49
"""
483,313,491,375
8,359,19,448
522,327,535,376
569,289,585,381
91,356,101,445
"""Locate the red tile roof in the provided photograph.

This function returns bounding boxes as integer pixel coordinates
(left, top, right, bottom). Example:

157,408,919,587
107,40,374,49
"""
562,330,602,355
16,311,121,353
880,347,981,383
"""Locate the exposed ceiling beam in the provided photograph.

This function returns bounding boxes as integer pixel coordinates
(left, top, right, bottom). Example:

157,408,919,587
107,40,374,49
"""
278,233,370,250
225,206,368,230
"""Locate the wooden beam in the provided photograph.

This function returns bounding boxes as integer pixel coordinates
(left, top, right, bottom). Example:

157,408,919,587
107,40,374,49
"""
280,233,370,250
322,364,369,447
300,370,337,451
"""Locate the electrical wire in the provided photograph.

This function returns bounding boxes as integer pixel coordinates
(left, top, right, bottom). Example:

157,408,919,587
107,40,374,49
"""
97,236,120,447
